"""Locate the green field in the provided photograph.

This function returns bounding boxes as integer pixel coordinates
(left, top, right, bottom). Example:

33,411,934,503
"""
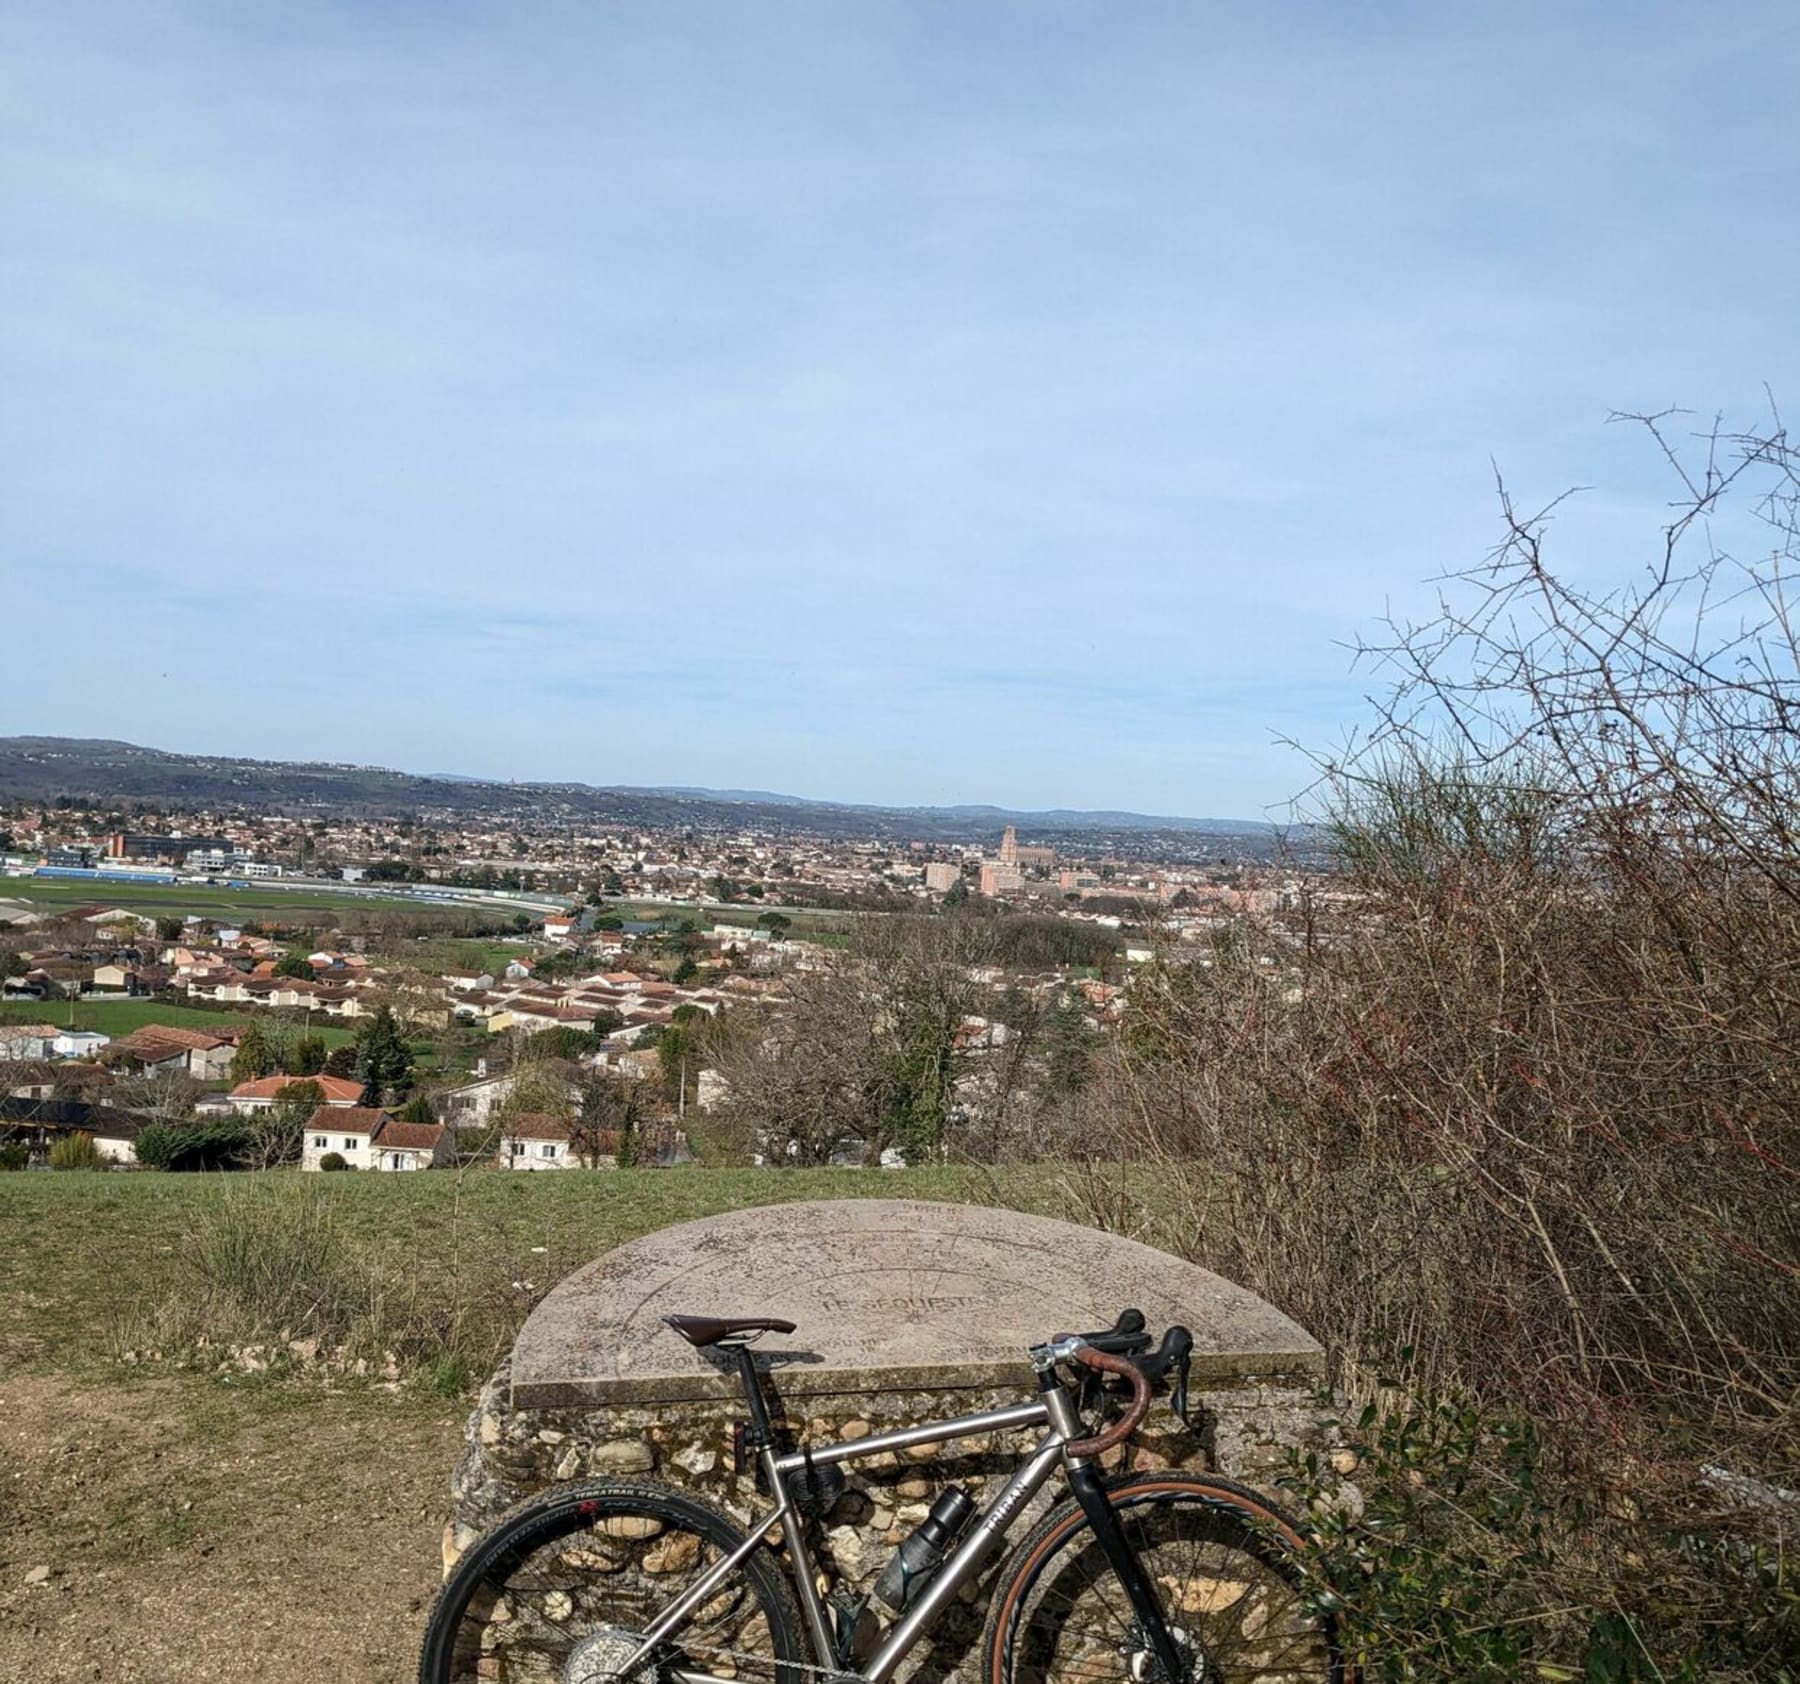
0,996,357,1046
603,899,853,947
0,876,366,918
0,874,539,929
405,935,534,975
0,1166,1031,1377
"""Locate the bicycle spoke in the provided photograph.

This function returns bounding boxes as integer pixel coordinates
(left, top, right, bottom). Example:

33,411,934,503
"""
997,1489,1336,1684
430,1499,795,1684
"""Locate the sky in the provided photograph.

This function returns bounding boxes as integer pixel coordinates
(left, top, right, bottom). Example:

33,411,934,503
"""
3,2,1797,818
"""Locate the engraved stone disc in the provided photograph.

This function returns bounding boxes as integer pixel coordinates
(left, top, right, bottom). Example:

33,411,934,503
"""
510,1199,1322,1407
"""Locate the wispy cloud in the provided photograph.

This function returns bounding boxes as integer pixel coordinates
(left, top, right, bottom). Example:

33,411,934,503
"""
3,2,1796,812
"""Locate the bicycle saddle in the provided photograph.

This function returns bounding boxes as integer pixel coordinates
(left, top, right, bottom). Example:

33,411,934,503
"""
662,1313,797,1348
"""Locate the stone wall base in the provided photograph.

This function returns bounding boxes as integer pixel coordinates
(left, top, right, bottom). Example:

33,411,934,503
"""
447,1360,1333,1680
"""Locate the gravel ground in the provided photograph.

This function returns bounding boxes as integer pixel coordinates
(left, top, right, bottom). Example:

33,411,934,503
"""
0,1372,463,1683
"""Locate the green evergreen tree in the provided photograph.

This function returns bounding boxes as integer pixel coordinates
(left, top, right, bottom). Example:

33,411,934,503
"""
1045,993,1101,1095
353,1005,414,1107
229,1020,274,1085
290,1034,328,1076
657,1021,695,1105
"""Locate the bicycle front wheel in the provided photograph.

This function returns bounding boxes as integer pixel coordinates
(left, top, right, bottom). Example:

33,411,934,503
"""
982,1473,1347,1684
420,1479,808,1684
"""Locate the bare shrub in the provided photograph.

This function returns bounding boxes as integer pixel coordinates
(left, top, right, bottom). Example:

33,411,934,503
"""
1077,410,1800,1671
709,915,990,1164
1097,410,1800,1421
708,915,1089,1165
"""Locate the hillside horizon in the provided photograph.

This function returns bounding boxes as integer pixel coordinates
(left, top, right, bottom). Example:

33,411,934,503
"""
0,736,1288,847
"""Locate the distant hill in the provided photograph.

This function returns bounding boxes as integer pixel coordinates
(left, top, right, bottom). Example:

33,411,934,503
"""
0,736,1289,854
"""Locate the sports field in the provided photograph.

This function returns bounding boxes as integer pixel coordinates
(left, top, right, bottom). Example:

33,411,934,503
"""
1,876,380,919
0,996,357,1046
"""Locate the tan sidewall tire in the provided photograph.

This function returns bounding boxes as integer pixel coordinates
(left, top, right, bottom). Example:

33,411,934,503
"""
980,1471,1352,1684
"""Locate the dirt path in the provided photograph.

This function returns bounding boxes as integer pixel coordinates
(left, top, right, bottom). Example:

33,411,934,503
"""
0,1373,465,1683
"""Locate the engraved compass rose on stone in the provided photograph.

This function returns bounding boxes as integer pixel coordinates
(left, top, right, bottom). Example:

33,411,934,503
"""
509,1200,1322,1409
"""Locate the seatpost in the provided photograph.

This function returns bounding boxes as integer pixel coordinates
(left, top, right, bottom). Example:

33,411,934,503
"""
731,1342,776,1447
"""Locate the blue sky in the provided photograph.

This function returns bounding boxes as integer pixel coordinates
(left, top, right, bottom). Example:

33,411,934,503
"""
4,3,1796,816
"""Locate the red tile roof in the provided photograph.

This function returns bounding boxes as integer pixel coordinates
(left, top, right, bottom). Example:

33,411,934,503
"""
371,1118,446,1151
230,1074,364,1103
500,1112,570,1141
113,1025,230,1054
305,1105,387,1134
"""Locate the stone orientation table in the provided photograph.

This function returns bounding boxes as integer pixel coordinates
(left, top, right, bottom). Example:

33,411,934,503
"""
449,1197,1335,1663
509,1198,1323,1407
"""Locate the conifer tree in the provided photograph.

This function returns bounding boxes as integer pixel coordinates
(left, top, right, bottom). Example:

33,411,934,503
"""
229,1020,273,1085
353,1005,414,1106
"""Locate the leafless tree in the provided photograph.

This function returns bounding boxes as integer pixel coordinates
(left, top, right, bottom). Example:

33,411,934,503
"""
245,1077,324,1170
111,1066,204,1123
707,915,1067,1165
1094,406,1800,1443
570,1068,644,1168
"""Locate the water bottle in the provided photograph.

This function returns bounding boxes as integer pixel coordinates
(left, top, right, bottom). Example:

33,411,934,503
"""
873,1485,975,1612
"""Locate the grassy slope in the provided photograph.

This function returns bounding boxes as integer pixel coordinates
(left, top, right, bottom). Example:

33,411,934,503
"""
0,1166,1028,1376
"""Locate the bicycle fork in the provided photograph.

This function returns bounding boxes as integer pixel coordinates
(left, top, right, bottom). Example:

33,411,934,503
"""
1038,1376,1197,1684
1064,1463,1200,1684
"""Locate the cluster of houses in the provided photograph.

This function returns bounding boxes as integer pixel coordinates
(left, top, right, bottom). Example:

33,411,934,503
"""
0,1018,243,1090
1,909,375,1013
3,905,805,1045
0,1037,635,1172
2,876,1134,1174
292,1102,616,1173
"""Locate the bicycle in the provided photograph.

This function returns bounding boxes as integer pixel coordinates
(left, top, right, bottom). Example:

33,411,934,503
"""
420,1308,1348,1684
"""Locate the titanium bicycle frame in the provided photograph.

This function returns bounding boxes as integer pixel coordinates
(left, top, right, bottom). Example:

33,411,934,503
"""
619,1355,1190,1684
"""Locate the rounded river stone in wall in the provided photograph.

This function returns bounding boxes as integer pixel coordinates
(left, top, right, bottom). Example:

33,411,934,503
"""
508,1199,1323,1409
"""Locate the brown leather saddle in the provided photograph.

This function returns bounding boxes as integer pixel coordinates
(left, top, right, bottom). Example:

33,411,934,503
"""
662,1312,797,1348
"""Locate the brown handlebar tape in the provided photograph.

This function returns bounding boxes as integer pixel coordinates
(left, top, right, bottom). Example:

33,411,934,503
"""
1064,1344,1151,1459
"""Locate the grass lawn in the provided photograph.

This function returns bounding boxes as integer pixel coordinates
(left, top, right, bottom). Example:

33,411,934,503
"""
0,1165,1047,1378
395,935,533,976
0,875,525,930
0,996,357,1045
602,900,854,950
1,876,368,919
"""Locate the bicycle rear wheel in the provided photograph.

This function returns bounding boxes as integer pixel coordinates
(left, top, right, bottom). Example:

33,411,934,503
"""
982,1473,1347,1684
420,1479,808,1684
